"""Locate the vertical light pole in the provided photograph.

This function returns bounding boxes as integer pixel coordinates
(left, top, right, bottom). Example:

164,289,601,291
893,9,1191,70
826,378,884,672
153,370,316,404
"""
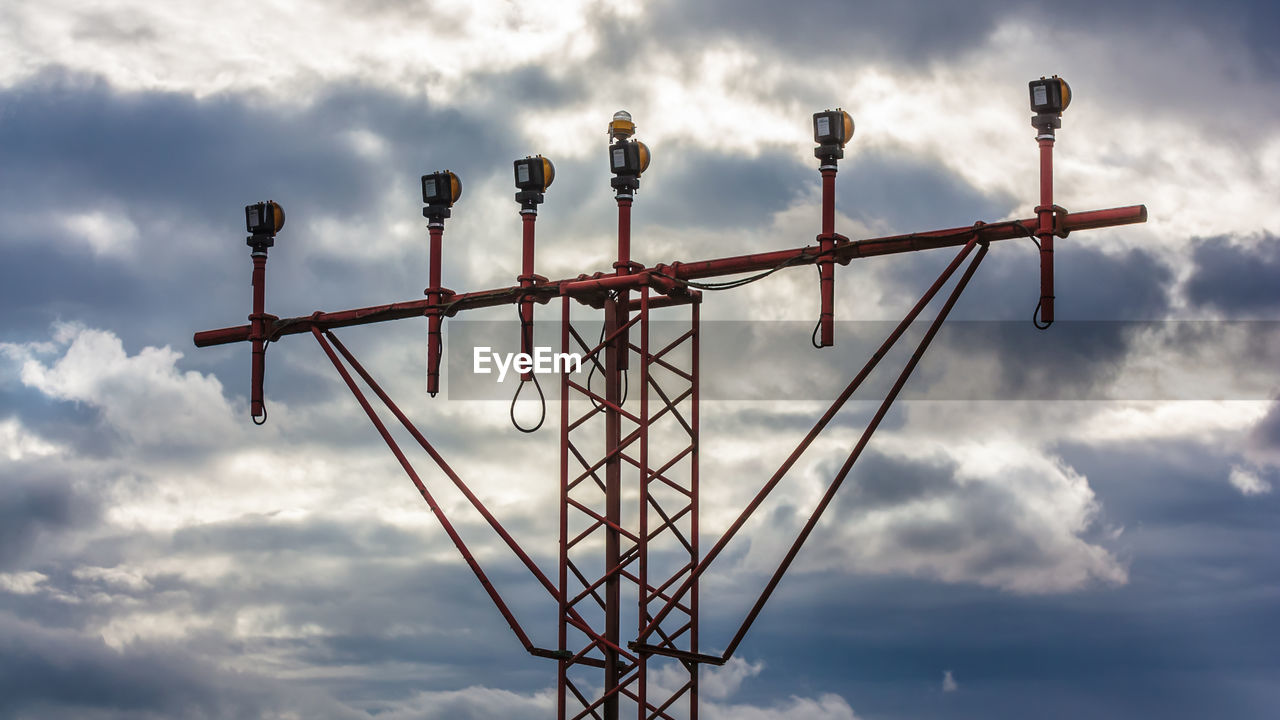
243,200,284,423
812,109,854,347
513,156,555,379
422,170,462,396
603,110,650,720
1029,76,1070,328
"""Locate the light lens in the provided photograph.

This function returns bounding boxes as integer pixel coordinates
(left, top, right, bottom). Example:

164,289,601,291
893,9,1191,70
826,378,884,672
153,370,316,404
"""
609,109,636,139
541,157,555,188
270,202,285,232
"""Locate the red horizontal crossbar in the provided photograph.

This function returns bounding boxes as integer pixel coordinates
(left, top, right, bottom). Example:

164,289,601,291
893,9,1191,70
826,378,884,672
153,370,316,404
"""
193,205,1146,347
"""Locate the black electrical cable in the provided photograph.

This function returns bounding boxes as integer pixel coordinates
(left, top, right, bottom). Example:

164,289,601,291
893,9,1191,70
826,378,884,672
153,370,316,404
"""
428,332,443,397
584,290,637,410
1032,298,1052,330
252,339,270,425
1024,222,1053,330
511,303,547,432
510,372,546,433
657,252,816,292
811,263,825,349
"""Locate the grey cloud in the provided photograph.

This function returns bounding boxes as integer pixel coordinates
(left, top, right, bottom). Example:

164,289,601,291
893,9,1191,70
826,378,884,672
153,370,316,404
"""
0,474,96,571
642,0,1280,77
642,0,1013,68
819,448,1123,593
0,613,363,720
1185,234,1280,315
841,450,961,511
842,147,1016,235
642,145,814,230
1250,399,1280,452
472,65,590,109
0,72,525,356
928,241,1174,322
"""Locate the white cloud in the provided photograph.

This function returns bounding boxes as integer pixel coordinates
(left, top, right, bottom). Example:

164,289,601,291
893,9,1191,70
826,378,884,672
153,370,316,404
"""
703,692,862,720
943,669,958,692
846,440,1127,593
60,208,139,256
0,571,49,595
0,0,609,101
701,657,766,700
15,322,242,448
369,679,861,720
0,417,62,461
1229,464,1272,496
698,402,1128,595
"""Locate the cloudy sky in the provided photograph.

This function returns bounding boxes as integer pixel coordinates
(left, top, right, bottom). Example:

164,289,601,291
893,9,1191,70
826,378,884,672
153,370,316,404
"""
2,1,1279,718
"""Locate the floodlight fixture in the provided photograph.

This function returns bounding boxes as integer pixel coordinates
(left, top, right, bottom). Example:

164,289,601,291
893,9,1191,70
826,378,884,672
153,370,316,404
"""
514,155,555,192
514,155,555,211
813,108,854,163
422,170,462,221
246,200,285,237
245,200,285,251
422,170,462,207
609,140,650,177
1030,76,1071,134
813,109,854,147
1029,76,1071,115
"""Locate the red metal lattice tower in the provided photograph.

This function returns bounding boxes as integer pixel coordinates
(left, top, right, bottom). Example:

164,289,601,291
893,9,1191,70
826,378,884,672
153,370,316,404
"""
557,286,703,719
196,81,1144,720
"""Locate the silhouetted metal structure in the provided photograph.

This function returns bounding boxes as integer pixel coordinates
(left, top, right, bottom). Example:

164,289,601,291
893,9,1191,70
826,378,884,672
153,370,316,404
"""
196,79,1145,720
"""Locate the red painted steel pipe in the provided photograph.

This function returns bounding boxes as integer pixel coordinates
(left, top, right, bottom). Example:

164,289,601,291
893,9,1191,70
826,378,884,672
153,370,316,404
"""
819,167,836,347
248,254,269,420
602,295,622,720
193,206,1146,349
426,222,445,396
616,196,632,373
519,210,537,381
557,295,571,718
1037,136,1055,325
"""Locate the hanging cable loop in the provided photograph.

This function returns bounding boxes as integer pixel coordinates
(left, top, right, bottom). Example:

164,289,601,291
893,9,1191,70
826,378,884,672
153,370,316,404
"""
252,338,272,425
510,301,546,432
1023,222,1053,330
510,373,546,433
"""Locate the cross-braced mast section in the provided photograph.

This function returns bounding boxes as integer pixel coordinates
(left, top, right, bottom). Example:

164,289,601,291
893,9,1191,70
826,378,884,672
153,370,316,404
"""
559,289,702,720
